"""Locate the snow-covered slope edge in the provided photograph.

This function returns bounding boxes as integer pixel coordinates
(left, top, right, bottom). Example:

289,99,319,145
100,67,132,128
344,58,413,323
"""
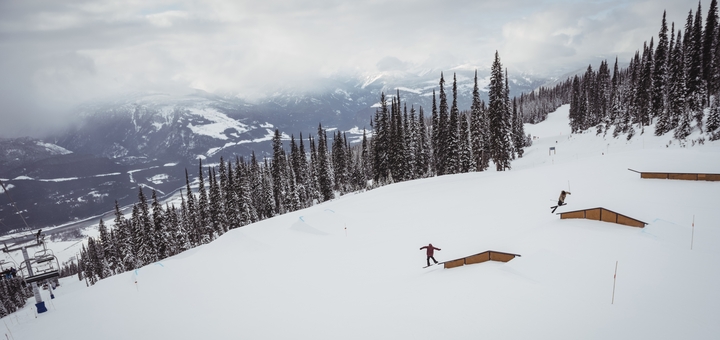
6,105,720,340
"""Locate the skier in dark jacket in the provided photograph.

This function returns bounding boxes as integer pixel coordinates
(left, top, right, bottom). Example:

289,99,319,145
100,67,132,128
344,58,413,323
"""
551,190,571,213
420,243,441,267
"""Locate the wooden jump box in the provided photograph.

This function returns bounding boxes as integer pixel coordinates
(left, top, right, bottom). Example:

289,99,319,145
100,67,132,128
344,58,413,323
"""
443,250,521,269
629,169,720,181
558,207,647,228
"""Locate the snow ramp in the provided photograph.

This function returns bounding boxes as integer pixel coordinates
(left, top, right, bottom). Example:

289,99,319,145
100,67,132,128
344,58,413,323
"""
558,207,647,228
628,169,720,181
443,250,521,269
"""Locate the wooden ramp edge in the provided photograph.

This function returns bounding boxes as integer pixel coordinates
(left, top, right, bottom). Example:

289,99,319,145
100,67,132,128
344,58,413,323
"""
628,169,720,181
442,250,521,269
557,207,647,228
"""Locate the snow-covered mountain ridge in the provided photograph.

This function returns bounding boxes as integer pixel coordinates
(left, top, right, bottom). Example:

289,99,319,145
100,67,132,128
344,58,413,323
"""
7,104,720,339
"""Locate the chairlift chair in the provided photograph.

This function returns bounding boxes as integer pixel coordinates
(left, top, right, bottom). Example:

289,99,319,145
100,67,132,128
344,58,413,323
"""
23,238,60,285
34,248,56,264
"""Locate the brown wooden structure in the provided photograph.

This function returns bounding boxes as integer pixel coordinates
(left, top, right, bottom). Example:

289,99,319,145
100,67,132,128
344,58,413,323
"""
628,169,720,181
442,250,521,269
558,207,647,228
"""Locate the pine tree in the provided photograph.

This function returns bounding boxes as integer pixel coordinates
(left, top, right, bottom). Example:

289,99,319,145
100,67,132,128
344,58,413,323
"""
675,106,693,139
655,16,672,135
97,218,116,274
640,40,654,129
430,89,439,175
151,190,166,260
714,4,720,99
178,194,192,252
217,157,229,232
224,160,241,229
437,73,449,175
111,201,129,273
236,159,258,224
511,98,526,158
289,134,309,207
458,112,473,172
260,163,276,218
504,69,514,157
316,124,334,201
704,0,719,96
197,162,211,244
416,107,431,177
406,105,418,179
446,73,461,174
108,205,127,273
595,60,611,134
570,75,583,132
271,129,286,213
372,93,390,182
687,7,706,130
332,130,348,192
85,238,100,284
707,93,720,139
488,51,512,171
297,134,313,207
136,187,155,265
308,135,321,199
163,203,179,256
361,129,372,184
470,70,485,170
671,29,689,133
208,168,224,237
184,168,199,247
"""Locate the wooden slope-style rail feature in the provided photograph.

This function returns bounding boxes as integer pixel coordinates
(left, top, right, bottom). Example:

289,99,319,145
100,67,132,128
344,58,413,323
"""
558,207,648,228
627,169,720,181
442,250,521,269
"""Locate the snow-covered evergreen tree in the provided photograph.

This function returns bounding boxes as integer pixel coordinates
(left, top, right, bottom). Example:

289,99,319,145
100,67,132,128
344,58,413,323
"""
437,73,449,175
316,124,334,202
488,51,512,171
445,74,460,174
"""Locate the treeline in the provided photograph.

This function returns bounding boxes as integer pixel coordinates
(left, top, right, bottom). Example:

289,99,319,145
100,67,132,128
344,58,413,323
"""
76,52,534,284
0,277,32,317
569,1,720,140
518,80,573,124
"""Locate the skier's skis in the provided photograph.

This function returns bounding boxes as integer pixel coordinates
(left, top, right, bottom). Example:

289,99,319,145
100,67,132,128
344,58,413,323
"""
550,203,567,213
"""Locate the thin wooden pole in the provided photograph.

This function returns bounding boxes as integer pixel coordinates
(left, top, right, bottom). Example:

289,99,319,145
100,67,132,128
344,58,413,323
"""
691,215,695,250
611,261,618,304
3,320,14,340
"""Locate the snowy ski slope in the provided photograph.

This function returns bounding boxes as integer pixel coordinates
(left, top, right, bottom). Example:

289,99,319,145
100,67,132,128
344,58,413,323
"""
4,105,720,340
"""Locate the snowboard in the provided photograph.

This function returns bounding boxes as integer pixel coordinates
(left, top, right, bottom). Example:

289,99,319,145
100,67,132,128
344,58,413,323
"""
423,263,440,268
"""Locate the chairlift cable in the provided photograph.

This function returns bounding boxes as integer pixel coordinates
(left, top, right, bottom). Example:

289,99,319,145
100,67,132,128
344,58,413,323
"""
0,178,32,231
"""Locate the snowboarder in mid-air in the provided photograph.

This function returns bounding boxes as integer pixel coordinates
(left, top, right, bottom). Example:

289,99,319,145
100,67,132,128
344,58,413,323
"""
551,190,571,213
420,243,441,267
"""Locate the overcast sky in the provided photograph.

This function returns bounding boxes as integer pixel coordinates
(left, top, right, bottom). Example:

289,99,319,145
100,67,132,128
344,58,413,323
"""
0,0,698,137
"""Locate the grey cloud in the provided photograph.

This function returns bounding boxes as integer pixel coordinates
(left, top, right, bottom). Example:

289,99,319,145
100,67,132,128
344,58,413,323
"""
376,56,410,71
0,0,701,137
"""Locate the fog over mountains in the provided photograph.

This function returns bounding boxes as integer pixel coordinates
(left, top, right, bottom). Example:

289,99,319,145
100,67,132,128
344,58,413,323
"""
0,69,549,233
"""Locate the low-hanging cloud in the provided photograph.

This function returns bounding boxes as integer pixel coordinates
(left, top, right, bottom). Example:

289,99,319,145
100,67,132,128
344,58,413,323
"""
0,0,698,137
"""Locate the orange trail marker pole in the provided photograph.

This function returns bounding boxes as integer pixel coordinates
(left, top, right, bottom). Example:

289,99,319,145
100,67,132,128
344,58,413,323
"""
691,215,695,250
612,261,618,304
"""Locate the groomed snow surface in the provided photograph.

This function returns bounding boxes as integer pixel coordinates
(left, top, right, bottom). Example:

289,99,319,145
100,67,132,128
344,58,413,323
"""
5,105,720,339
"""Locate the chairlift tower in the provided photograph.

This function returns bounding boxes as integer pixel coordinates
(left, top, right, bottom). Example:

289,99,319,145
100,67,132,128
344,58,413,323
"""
1,179,58,313
2,230,59,314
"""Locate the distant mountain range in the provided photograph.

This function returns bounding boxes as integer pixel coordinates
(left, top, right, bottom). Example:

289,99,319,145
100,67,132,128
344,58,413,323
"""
0,69,553,234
